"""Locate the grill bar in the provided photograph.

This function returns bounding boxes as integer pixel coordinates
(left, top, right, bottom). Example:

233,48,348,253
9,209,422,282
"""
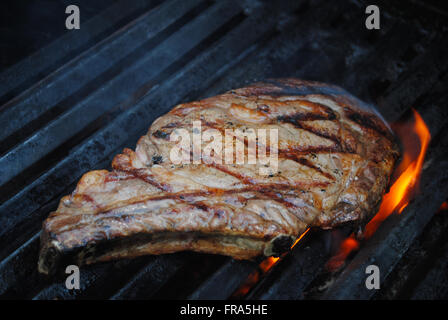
109,254,188,300
0,0,161,106
188,259,257,300
402,209,448,299
247,230,335,300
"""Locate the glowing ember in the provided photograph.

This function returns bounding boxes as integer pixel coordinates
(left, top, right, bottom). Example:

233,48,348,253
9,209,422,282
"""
234,272,259,297
326,235,359,271
327,109,431,272
291,228,310,249
232,228,309,298
439,201,448,212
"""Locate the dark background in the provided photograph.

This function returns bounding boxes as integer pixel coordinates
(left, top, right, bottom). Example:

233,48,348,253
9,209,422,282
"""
2,0,448,70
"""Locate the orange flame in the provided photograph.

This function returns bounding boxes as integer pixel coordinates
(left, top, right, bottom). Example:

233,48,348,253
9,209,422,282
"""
327,109,431,271
259,256,280,273
232,228,309,298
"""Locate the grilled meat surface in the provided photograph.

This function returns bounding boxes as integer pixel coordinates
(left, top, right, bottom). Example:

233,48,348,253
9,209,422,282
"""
38,79,399,275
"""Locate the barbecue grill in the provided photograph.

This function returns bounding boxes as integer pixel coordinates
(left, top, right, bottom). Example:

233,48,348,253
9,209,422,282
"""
1,0,447,300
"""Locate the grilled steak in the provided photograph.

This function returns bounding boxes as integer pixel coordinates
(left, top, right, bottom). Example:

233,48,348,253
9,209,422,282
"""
38,79,399,275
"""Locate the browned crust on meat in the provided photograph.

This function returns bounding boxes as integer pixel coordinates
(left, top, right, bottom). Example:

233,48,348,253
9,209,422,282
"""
38,78,399,275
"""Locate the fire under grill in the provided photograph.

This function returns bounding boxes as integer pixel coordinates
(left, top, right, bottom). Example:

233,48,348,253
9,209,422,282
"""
1,0,448,300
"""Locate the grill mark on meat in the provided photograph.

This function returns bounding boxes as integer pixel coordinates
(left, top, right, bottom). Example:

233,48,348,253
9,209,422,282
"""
277,116,342,147
207,161,332,188
104,172,136,183
56,191,306,236
127,120,337,188
344,106,390,138
277,116,359,155
284,100,338,120
83,181,330,215
163,119,346,169
276,112,333,123
256,190,298,210
71,194,97,207
296,121,356,154
188,202,228,221
167,118,346,162
53,189,301,236
121,168,172,192
206,162,257,185
250,80,393,141
191,201,211,212
282,153,335,181
114,118,345,210
280,144,343,154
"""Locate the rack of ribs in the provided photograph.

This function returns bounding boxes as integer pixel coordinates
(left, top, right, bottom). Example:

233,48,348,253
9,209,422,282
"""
38,78,399,275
